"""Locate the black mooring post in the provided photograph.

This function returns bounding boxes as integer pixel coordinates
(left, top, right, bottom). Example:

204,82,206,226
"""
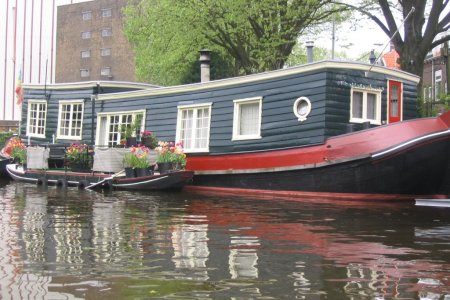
91,83,99,146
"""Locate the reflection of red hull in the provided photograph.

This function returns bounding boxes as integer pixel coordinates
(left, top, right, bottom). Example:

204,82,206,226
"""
186,200,450,291
187,112,450,200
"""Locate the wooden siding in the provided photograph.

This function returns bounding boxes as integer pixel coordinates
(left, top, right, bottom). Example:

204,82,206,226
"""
96,69,329,154
324,69,418,138
20,62,419,156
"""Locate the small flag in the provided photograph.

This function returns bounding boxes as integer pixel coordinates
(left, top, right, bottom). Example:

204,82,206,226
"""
15,68,24,106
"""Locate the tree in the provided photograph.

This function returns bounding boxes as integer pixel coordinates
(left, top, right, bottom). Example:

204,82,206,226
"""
124,0,349,85
336,1,450,81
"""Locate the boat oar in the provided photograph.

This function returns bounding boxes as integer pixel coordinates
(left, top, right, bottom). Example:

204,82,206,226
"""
85,169,125,190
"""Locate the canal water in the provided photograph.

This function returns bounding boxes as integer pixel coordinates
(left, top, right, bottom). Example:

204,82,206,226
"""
1,179,450,299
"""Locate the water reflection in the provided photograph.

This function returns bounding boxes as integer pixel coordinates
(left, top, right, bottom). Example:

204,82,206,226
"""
1,180,450,299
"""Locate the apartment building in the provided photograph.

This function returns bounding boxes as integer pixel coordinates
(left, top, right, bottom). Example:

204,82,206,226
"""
55,0,136,83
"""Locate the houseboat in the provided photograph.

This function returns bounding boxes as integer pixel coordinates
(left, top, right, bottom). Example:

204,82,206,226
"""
17,60,450,200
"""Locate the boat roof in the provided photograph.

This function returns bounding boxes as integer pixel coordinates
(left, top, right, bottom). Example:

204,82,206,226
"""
22,80,160,91
96,60,421,101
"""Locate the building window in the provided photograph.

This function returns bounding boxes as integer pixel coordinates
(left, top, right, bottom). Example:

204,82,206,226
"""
81,50,90,58
232,97,262,140
27,100,47,137
81,31,91,39
176,103,211,152
82,11,92,20
101,48,111,57
57,101,84,140
101,67,111,77
101,28,112,37
80,69,90,78
96,111,145,147
435,69,442,101
101,8,112,18
350,88,381,125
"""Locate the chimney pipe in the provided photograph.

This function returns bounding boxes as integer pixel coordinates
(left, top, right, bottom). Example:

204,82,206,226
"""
199,49,211,82
306,41,314,63
369,49,376,64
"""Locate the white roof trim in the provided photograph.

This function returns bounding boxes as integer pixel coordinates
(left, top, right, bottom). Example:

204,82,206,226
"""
97,60,420,101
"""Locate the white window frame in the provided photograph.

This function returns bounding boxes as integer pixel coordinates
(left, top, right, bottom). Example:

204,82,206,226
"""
101,67,111,77
101,8,112,18
176,103,212,153
26,100,47,138
232,97,262,141
95,110,145,147
80,69,90,78
81,49,90,58
57,100,84,140
82,11,92,21
81,31,91,39
101,28,112,37
101,48,111,57
350,87,382,125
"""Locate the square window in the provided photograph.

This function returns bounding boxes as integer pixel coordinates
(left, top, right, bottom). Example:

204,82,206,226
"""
57,101,84,139
101,28,112,37
82,11,92,20
81,31,91,39
102,8,112,18
176,104,211,152
80,69,90,77
81,50,90,58
350,88,381,125
101,48,111,56
232,97,262,140
101,67,111,76
27,101,47,137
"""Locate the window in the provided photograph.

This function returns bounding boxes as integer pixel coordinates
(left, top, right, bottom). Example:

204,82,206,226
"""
101,67,111,77
80,69,90,78
96,111,145,147
57,101,84,140
293,97,312,122
435,70,442,101
101,48,111,57
350,88,381,125
101,8,112,17
82,11,92,20
27,100,47,137
176,104,211,152
81,31,91,39
101,28,112,37
81,50,90,58
232,97,262,140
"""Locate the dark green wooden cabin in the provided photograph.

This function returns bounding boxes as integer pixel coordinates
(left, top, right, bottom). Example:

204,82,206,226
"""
21,61,419,155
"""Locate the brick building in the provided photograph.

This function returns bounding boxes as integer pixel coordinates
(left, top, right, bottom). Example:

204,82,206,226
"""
423,44,449,102
55,0,136,83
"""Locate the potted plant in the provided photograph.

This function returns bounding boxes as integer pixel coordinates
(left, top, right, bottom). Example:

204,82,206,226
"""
5,137,27,166
66,143,92,172
120,123,137,147
123,145,154,177
121,117,143,147
140,131,158,149
155,141,187,174
172,142,187,170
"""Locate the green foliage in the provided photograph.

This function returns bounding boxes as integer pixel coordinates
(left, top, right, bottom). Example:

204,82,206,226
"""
0,132,14,149
123,146,151,168
11,147,26,165
124,0,349,85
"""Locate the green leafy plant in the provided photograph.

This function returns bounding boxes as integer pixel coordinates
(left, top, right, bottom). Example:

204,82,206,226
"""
123,145,151,168
155,141,186,168
141,131,158,149
4,137,26,164
66,143,91,166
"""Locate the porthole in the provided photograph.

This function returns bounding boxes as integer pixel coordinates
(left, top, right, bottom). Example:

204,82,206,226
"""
293,97,311,122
